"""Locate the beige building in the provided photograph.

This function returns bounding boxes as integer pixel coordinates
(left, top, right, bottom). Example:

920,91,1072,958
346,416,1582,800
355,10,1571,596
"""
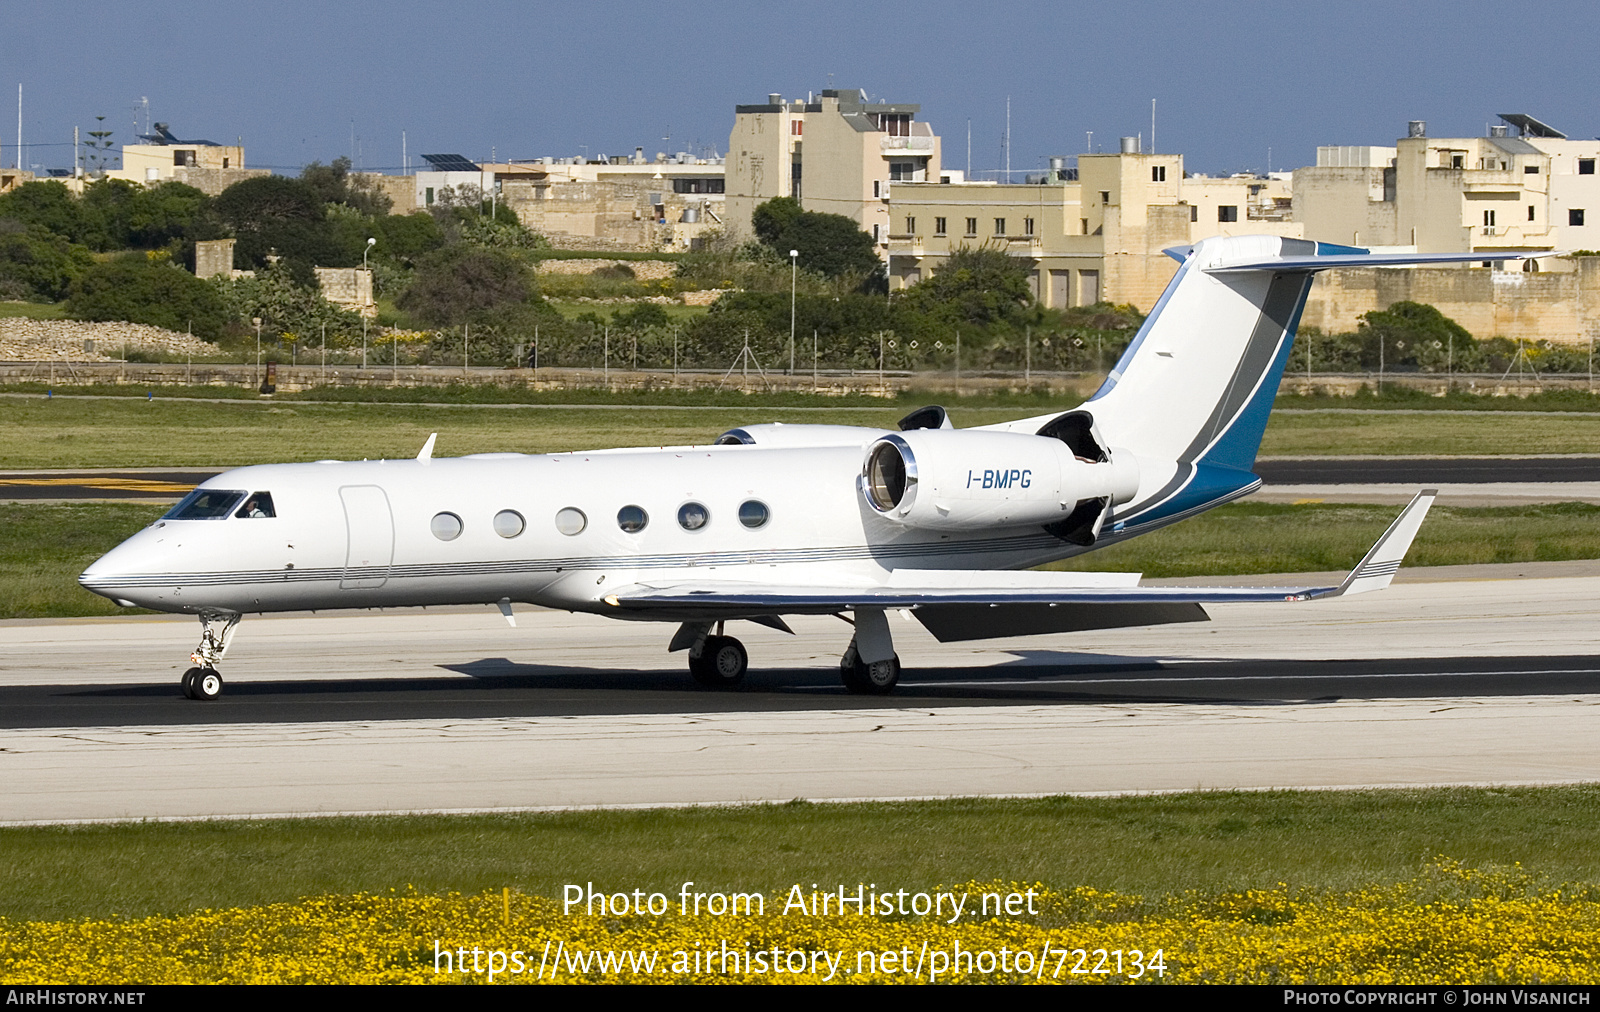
726,88,942,252
888,146,1300,311
406,151,726,251
1294,115,1600,255
105,123,265,196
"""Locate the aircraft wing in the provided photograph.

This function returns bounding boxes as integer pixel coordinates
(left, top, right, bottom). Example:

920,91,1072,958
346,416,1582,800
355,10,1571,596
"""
604,492,1436,639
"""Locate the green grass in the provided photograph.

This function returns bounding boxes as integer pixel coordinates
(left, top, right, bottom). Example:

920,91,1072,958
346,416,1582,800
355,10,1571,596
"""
1259,409,1600,456
1047,502,1600,577
12,389,1600,465
9,501,1600,619
0,503,165,618
1276,387,1600,412
0,300,68,320
3,787,1599,921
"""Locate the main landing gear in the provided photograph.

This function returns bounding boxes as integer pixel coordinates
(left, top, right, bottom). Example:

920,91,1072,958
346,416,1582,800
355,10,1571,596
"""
673,620,752,689
669,609,902,695
182,610,240,700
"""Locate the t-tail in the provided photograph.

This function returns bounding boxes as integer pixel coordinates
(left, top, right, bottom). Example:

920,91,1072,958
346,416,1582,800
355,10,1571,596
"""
985,235,1546,538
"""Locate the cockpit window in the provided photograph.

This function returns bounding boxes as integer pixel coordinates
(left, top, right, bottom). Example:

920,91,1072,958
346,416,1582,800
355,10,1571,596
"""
236,492,276,519
164,489,246,521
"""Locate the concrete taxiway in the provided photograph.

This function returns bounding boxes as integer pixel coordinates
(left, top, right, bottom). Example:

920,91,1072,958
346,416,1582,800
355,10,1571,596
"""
5,567,1600,824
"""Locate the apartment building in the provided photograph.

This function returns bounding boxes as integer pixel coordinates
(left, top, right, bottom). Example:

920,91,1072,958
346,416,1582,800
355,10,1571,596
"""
888,145,1298,311
1294,115,1600,255
106,123,264,195
725,88,943,251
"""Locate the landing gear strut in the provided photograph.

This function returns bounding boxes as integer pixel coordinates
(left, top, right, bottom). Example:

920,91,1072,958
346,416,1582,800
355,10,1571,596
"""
183,610,239,700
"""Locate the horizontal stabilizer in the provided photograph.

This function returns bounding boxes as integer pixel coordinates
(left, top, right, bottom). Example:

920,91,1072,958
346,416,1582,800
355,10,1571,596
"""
1206,251,1554,273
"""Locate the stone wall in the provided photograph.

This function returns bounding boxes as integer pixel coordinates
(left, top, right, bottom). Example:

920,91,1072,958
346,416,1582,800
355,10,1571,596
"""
313,268,375,318
0,319,221,361
194,239,236,279
535,258,677,281
1301,258,1600,342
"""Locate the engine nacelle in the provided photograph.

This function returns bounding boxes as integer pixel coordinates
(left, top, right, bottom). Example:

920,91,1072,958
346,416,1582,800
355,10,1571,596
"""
859,429,1140,530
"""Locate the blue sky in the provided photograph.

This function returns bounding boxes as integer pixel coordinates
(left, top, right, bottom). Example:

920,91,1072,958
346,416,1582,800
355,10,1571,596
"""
5,0,1596,179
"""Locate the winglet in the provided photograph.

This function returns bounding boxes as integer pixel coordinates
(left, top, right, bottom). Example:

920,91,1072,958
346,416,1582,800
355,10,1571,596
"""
417,433,438,462
1323,489,1437,598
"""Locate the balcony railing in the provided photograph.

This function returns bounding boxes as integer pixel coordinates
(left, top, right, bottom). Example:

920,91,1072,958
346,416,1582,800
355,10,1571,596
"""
881,135,937,154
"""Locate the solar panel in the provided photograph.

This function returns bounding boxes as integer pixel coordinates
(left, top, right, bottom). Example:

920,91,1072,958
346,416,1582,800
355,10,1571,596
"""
420,153,481,172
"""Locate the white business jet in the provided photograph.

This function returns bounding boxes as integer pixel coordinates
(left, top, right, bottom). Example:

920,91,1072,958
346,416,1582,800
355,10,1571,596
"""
81,236,1538,699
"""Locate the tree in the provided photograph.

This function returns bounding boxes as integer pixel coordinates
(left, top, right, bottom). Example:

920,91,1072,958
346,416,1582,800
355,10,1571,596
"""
83,116,116,178
300,157,393,217
67,254,229,338
213,175,338,283
0,224,94,301
1358,301,1474,370
897,245,1034,326
0,181,83,241
397,245,537,327
749,196,882,282
212,259,360,343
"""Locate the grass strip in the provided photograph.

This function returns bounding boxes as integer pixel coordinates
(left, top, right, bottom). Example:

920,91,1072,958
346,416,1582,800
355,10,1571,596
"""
4,861,1593,983
8,395,1600,468
8,501,1600,619
2,787,1599,927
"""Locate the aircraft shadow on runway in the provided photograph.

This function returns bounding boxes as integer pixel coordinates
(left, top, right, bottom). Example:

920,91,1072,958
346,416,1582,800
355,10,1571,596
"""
11,653,1600,729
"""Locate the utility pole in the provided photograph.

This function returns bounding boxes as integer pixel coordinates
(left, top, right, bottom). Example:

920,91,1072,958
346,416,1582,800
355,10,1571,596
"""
789,249,798,375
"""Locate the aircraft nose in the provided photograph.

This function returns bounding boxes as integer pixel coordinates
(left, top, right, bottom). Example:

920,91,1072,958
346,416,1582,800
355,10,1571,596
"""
79,529,166,607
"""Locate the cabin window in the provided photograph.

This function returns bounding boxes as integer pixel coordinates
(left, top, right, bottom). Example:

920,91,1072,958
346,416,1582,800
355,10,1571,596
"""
677,501,710,531
235,492,275,518
554,507,587,535
164,489,245,520
493,510,525,538
738,500,770,529
430,512,463,541
617,505,649,533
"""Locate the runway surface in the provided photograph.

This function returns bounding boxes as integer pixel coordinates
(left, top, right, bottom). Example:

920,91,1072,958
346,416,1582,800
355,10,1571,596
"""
6,570,1600,823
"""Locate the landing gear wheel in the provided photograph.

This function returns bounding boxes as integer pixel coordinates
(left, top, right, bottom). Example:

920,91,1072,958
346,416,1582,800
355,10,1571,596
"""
188,668,223,701
689,635,747,689
840,644,900,695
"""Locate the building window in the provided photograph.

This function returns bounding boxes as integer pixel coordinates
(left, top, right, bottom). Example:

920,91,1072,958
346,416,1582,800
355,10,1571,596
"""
222,157,229,169
1152,165,1166,182
1099,190,1110,204
889,161,915,181
1529,205,1537,221
1526,164,1540,174
905,217,915,234
934,217,947,235
994,218,1006,235
873,223,882,241
1572,209,1587,226
873,180,881,198
791,120,802,136
1218,205,1238,223
965,217,977,236
1484,210,1496,227
1190,205,1198,222
1024,217,1035,236
1081,218,1089,234
1582,159,1596,175
1451,155,1464,169
425,187,434,205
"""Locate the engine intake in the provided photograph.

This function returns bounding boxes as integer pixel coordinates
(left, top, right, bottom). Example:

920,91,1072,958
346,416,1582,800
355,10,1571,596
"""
859,429,1140,531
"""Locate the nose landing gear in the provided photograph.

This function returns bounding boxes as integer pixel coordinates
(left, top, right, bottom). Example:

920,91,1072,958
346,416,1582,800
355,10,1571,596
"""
183,610,240,700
